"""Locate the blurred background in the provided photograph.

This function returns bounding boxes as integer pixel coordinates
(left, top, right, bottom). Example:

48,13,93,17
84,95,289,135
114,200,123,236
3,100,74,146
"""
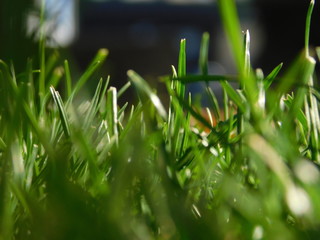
0,0,319,103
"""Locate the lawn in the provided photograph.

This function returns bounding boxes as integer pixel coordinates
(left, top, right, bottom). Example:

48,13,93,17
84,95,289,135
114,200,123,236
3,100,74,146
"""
1,0,320,239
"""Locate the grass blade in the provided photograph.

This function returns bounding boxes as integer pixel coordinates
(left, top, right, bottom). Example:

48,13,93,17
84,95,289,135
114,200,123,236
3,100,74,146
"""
282,54,316,132
64,60,72,99
70,48,108,100
176,95,214,132
83,78,106,131
218,0,258,107
117,81,131,99
243,30,251,77
106,87,119,145
220,80,245,113
45,51,59,79
205,86,221,123
199,32,210,75
128,70,167,120
217,0,244,75
305,0,315,57
50,86,71,138
264,63,283,90
177,39,186,99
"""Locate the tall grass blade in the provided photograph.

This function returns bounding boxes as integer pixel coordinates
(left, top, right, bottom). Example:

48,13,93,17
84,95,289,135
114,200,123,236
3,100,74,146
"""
305,0,315,57
45,51,59,79
106,87,119,145
282,55,316,132
217,0,258,108
50,86,71,138
304,0,319,161
205,87,221,122
26,59,36,115
177,39,186,99
70,48,108,100
117,81,131,99
46,67,63,91
199,32,210,76
223,87,229,120
64,60,72,99
277,53,315,97
243,30,251,77
256,68,265,110
217,0,244,75
118,102,128,120
176,95,213,132
38,26,46,105
83,78,107,131
220,80,245,113
264,63,283,90
128,70,167,120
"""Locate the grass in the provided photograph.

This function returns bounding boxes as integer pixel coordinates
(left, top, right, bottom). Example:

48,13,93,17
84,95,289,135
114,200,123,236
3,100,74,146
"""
1,0,320,239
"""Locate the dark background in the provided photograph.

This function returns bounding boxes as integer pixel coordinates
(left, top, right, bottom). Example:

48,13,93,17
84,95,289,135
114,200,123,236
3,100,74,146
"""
0,0,319,102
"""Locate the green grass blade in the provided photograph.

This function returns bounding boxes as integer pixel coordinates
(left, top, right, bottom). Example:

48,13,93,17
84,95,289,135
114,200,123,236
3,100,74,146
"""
98,76,110,111
117,81,131,99
243,30,251,77
217,0,244,75
171,65,178,79
70,48,108,100
177,39,186,99
176,92,191,158
178,39,186,78
282,55,316,130
70,128,101,187
264,63,283,90
256,68,265,110
205,86,221,122
38,48,45,104
64,60,72,99
223,87,229,120
39,66,64,115
220,80,245,113
26,59,36,115
218,0,258,108
308,83,320,162
45,51,59,79
305,0,315,57
10,138,25,183
106,87,119,145
50,86,71,138
118,102,129,120
128,70,167,120
38,5,46,105
199,32,210,75
176,95,214,132
119,103,143,142
47,67,63,91
83,78,105,131
277,52,315,96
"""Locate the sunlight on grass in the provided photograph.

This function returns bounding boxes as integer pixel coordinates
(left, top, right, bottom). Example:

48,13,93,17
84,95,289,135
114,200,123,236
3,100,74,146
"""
0,0,320,239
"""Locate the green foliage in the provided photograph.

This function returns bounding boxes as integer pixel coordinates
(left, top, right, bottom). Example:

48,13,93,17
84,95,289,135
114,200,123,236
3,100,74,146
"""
1,0,320,239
